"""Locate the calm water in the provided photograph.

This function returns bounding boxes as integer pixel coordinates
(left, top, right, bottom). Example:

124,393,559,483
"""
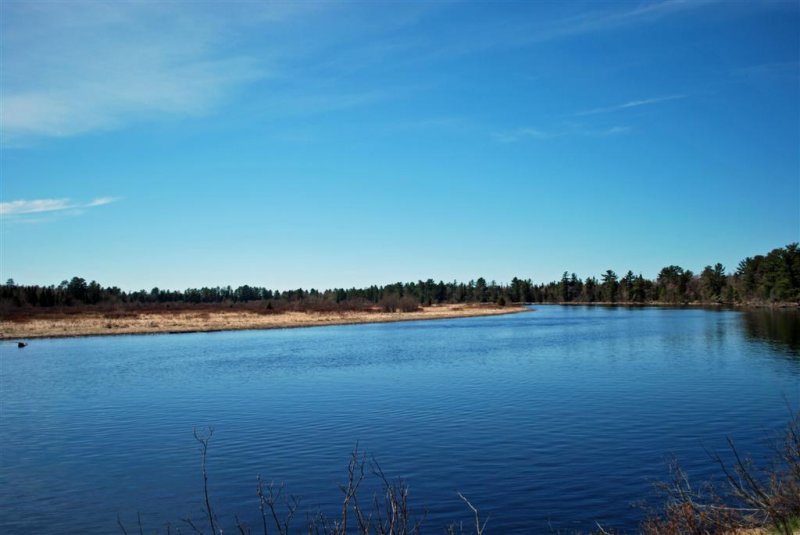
1,306,798,533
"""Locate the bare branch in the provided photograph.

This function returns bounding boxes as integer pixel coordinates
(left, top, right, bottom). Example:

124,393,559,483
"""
193,427,218,535
457,492,487,535
117,514,130,535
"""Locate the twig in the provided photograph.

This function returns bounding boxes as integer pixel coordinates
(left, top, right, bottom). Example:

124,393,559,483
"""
256,475,269,535
182,516,205,535
193,427,218,535
457,492,488,535
117,514,130,535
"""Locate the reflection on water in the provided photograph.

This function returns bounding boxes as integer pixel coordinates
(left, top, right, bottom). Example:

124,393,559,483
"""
741,307,800,356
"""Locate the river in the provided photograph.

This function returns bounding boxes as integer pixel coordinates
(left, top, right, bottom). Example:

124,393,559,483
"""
1,305,798,533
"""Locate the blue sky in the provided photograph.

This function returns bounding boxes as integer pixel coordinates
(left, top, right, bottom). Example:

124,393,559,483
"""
1,0,798,291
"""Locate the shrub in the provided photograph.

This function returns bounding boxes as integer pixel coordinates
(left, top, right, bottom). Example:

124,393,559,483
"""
641,412,800,535
379,294,399,313
399,295,421,313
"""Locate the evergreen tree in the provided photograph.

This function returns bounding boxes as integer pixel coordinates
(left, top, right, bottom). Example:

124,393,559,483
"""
601,270,619,303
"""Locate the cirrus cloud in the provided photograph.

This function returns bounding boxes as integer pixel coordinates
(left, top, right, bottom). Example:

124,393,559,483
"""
573,94,687,117
0,197,120,219
0,2,274,144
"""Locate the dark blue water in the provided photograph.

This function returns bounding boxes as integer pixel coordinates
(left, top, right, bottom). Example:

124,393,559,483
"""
1,306,798,533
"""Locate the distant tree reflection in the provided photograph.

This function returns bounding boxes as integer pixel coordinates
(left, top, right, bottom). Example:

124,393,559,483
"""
741,308,800,356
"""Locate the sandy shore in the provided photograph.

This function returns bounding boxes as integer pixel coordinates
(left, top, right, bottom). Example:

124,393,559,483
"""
1,304,529,340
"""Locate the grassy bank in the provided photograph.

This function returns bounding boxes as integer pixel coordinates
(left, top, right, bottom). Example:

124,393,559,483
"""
0,303,528,340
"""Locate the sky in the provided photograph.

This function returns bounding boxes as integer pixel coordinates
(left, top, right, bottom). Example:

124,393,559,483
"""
1,0,798,292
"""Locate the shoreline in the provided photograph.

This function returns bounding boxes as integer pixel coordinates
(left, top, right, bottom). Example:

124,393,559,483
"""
0,304,530,341
547,301,799,309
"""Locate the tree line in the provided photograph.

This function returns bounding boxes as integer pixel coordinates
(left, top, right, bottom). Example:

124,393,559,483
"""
1,244,797,312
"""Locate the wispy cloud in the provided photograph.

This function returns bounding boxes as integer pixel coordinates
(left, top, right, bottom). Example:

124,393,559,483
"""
86,197,118,208
574,94,687,116
0,199,72,216
535,0,714,41
409,0,714,64
0,0,728,145
0,1,437,144
0,2,297,144
492,124,632,143
0,197,120,219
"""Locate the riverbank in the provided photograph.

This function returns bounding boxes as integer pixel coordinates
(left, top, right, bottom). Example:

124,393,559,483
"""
0,303,528,340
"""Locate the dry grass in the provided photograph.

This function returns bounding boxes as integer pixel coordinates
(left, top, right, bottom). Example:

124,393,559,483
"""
641,412,800,535
0,303,527,339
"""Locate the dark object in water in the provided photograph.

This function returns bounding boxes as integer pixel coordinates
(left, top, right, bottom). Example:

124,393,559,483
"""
18,342,27,348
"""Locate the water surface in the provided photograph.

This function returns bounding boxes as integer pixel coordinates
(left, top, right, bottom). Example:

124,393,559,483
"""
1,306,798,533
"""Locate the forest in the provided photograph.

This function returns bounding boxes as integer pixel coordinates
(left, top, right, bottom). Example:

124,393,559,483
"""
2,244,798,313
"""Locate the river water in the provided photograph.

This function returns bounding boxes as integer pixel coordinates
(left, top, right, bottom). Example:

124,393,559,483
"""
1,305,798,533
